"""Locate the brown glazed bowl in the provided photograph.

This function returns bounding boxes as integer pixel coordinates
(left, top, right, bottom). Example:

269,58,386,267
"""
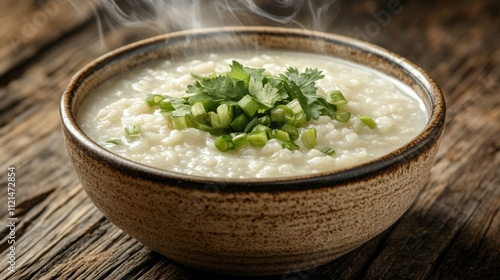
60,26,445,275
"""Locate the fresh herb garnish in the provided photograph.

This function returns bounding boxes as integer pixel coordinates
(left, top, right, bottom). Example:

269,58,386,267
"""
105,139,122,145
320,147,336,156
145,61,376,153
359,115,377,129
124,124,142,139
301,128,317,149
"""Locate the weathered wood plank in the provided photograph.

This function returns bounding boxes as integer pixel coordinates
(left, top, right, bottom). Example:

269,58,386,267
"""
0,25,126,221
0,0,100,77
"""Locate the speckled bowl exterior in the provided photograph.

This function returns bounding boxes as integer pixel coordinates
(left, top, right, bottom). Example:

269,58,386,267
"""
60,27,445,275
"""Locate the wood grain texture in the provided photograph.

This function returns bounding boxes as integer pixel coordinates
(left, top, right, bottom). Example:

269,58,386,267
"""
0,0,498,279
0,0,102,78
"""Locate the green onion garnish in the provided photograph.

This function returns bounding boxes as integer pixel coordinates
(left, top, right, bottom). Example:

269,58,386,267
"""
238,95,260,117
167,116,188,130
301,128,317,149
320,147,336,156
145,94,175,110
335,111,351,122
142,61,378,152
230,113,250,132
124,124,142,139
281,124,299,141
247,130,268,147
273,129,290,142
232,133,248,149
105,139,122,145
215,135,235,152
190,102,206,118
216,103,233,129
157,99,175,110
359,115,377,129
282,141,300,151
328,90,347,106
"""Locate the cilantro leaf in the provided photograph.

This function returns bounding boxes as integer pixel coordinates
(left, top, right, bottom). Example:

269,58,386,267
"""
266,78,290,100
229,60,266,88
316,98,338,118
278,67,333,121
162,104,191,117
283,67,324,93
243,66,266,83
248,76,281,109
185,92,222,105
230,61,250,87
282,80,324,121
186,76,247,102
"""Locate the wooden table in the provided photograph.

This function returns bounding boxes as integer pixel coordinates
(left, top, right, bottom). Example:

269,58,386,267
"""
1,0,498,279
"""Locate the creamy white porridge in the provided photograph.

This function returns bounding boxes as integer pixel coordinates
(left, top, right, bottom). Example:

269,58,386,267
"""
78,51,427,178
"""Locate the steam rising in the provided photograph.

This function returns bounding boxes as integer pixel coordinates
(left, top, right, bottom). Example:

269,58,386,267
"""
96,0,340,35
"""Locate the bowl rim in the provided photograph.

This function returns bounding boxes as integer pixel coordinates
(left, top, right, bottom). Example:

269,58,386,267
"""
60,26,446,192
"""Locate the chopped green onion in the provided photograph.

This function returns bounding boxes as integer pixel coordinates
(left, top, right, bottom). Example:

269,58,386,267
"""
232,133,248,148
335,111,351,122
157,99,175,110
270,107,285,124
286,99,303,115
320,147,336,156
251,124,269,132
328,90,347,106
291,111,307,127
185,114,226,135
167,116,188,130
216,103,232,129
145,94,175,110
273,129,290,142
243,117,260,133
230,113,250,132
146,94,161,106
282,141,300,151
258,115,271,126
281,124,299,141
215,135,235,152
230,104,244,117
283,100,306,127
359,115,377,129
105,139,122,145
124,124,142,139
247,130,268,147
190,102,206,118
301,128,317,149
208,111,222,128
252,124,272,139
238,95,260,117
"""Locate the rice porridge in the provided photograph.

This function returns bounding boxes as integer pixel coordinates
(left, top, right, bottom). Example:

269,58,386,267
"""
77,51,427,178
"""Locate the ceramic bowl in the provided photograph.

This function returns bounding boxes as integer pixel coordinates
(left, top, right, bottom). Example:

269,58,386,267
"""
60,26,445,275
